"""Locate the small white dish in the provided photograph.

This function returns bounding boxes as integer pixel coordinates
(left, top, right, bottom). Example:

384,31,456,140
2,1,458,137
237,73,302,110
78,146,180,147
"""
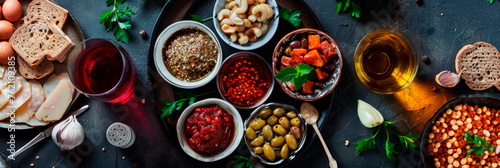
176,98,244,162
154,20,222,89
212,0,279,50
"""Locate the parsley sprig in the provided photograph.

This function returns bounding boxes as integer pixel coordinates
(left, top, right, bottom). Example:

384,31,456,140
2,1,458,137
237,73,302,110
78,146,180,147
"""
279,7,302,29
274,63,315,90
190,14,213,23
465,132,493,158
355,121,419,163
336,0,361,18
160,90,216,118
489,0,495,3
233,155,254,168
99,0,136,43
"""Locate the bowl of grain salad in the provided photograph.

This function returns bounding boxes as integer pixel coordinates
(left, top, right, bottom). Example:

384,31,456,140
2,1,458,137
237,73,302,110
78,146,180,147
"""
421,95,500,168
154,20,223,89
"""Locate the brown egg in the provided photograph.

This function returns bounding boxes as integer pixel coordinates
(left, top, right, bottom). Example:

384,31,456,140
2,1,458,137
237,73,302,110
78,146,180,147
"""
0,6,3,19
0,41,14,65
0,20,15,40
2,0,22,22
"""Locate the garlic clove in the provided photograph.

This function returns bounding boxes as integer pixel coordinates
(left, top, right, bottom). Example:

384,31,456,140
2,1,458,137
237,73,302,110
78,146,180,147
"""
435,70,460,88
357,99,384,128
51,115,85,151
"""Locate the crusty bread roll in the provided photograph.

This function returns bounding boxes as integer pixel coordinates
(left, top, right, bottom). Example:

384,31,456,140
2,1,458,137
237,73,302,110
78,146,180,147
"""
455,42,500,90
9,16,74,66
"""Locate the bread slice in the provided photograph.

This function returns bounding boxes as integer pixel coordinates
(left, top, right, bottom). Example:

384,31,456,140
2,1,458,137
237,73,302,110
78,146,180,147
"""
9,16,74,66
455,42,500,90
17,55,54,79
25,0,68,29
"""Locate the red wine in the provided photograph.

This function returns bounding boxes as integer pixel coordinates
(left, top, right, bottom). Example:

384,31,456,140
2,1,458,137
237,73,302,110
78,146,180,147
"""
69,39,136,103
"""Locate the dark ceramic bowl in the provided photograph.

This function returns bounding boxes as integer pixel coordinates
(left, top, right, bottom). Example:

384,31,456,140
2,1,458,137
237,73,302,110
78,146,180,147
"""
272,28,343,101
420,95,500,167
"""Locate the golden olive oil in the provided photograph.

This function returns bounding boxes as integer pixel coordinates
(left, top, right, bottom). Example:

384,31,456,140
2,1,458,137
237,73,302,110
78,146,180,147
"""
355,29,418,94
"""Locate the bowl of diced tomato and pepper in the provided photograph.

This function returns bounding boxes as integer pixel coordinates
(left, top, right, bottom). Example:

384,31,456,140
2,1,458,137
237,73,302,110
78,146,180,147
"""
272,28,343,101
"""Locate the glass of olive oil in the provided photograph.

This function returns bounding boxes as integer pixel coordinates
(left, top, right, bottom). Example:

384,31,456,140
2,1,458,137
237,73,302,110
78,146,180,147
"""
354,28,418,94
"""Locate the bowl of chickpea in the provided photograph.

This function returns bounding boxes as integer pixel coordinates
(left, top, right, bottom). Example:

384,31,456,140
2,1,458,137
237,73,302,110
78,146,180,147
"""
212,0,279,50
421,95,500,168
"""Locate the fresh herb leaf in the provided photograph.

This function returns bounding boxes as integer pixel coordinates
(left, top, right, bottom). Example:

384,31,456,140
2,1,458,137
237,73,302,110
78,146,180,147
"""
336,0,361,18
385,138,398,163
160,90,216,118
355,120,419,163
279,7,302,29
232,155,253,168
464,132,493,158
274,63,314,90
190,14,213,23
99,0,136,43
398,131,419,152
489,0,495,3
355,136,376,152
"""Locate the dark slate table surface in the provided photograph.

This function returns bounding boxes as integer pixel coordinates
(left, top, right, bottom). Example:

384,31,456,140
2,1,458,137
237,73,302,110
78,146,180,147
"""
1,0,500,167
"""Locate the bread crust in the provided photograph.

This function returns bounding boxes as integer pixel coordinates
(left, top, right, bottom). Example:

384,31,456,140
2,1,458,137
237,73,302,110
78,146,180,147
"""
455,42,500,90
17,55,54,80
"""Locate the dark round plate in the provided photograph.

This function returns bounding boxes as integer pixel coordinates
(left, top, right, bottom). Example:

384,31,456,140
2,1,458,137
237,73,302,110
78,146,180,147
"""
147,0,337,166
420,94,500,168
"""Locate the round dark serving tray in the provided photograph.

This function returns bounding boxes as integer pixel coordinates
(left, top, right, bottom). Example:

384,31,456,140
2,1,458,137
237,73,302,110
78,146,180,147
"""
147,0,337,166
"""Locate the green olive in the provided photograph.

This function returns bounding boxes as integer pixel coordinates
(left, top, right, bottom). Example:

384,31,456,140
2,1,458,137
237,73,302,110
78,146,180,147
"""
273,125,288,136
254,147,263,154
285,111,297,119
249,119,266,131
281,144,290,159
258,108,272,119
270,136,285,147
267,115,278,126
263,144,276,161
290,126,302,139
284,46,292,56
273,108,286,117
245,127,257,140
290,117,301,127
279,117,291,129
285,134,298,150
251,136,265,147
262,125,274,141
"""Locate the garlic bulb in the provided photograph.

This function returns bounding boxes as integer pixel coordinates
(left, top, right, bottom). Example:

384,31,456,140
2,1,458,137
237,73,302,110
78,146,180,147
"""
357,100,384,128
51,115,85,151
435,70,460,88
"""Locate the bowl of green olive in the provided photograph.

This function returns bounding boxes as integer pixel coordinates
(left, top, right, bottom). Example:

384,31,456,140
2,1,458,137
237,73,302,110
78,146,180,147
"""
243,103,307,165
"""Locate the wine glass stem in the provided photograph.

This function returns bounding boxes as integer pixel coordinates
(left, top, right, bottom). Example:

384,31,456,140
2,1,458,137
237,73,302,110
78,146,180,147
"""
312,123,338,168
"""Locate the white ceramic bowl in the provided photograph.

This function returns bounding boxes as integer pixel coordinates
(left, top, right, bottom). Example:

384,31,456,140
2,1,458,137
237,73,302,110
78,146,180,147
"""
213,0,279,50
176,98,244,162
154,20,222,89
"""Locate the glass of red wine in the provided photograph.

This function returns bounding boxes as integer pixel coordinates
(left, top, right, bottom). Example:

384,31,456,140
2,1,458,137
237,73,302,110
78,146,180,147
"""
67,38,137,104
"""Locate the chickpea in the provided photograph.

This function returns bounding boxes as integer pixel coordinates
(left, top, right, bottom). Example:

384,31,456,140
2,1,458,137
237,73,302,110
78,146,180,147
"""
448,156,454,163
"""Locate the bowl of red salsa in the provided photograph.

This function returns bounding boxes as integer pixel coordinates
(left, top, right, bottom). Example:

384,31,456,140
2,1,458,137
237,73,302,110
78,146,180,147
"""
176,98,244,162
272,28,343,101
217,52,274,109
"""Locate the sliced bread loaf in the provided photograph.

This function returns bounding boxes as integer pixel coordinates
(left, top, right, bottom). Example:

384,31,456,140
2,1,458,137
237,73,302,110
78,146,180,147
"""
9,16,74,66
455,42,500,90
25,0,68,29
17,55,54,79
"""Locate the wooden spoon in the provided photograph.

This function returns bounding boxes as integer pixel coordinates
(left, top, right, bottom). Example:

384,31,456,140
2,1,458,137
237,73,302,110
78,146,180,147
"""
300,102,338,168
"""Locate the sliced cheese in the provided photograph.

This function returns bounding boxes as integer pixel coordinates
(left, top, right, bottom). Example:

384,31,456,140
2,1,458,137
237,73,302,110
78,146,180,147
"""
15,80,45,123
43,72,69,97
35,79,74,121
0,77,30,120
25,116,49,127
0,65,6,79
0,75,23,111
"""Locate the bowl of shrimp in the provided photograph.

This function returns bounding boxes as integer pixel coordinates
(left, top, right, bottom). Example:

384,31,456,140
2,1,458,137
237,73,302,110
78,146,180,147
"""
213,0,279,50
